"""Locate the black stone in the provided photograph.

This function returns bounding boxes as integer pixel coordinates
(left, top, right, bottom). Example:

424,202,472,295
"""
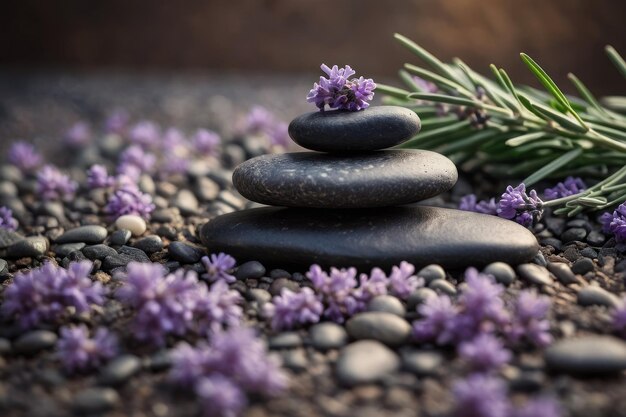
201,206,539,270
586,230,606,246
82,244,118,260
571,257,595,275
233,150,457,208
118,245,151,262
6,236,48,258
72,388,120,414
235,261,266,280
0,258,8,277
55,225,108,244
545,336,626,374
516,263,553,286
577,286,620,308
102,246,150,271
13,330,57,355
561,227,587,243
0,228,24,249
547,262,577,285
53,242,86,257
133,235,164,254
109,229,131,246
168,241,205,264
288,106,421,152
99,354,141,385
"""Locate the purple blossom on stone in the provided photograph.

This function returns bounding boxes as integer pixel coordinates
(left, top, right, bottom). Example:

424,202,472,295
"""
459,194,498,215
458,333,512,372
387,261,424,299
452,373,511,417
104,182,155,219
1,261,104,329
497,183,543,227
57,325,118,373
611,297,626,338
201,253,237,283
412,293,459,345
129,120,161,147
544,176,586,200
306,64,376,112
104,109,130,134
36,165,78,201
263,287,324,331
195,374,247,417
506,290,552,347
8,141,43,172
86,164,115,189
192,129,222,157
600,202,626,251
514,397,563,417
0,206,18,231
64,121,92,147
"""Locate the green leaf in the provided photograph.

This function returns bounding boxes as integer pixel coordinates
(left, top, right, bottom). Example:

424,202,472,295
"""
505,131,547,147
407,92,477,107
398,120,471,148
394,34,461,83
376,83,412,100
606,45,626,79
398,70,423,93
522,148,583,186
531,102,589,133
568,73,611,119
404,64,475,98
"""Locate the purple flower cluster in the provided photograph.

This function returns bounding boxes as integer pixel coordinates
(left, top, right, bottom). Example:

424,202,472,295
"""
129,120,161,147
307,64,376,111
169,327,288,417
57,325,118,373
118,145,157,176
458,333,511,372
544,176,586,200
241,106,291,149
497,183,543,227
104,109,130,134
0,206,18,231
115,262,242,346
263,287,324,331
1,261,104,329
36,165,78,201
201,253,237,283
459,194,498,215
413,268,551,350
86,164,115,189
8,141,42,172
600,202,626,251
104,181,155,219
192,129,222,157
64,121,92,147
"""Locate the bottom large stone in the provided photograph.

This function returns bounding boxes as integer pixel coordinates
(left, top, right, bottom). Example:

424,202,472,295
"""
200,206,539,270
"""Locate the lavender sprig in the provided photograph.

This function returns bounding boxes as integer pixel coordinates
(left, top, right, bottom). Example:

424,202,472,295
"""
307,64,376,111
57,325,118,373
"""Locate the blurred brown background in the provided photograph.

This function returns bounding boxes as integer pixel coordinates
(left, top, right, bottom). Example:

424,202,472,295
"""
1,0,625,92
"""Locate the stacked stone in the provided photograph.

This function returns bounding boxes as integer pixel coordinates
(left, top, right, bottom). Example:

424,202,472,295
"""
201,106,538,270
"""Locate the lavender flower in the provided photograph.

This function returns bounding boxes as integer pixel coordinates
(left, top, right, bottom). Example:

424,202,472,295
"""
506,290,552,347
459,194,498,215
36,165,78,201
354,267,389,306
64,121,91,147
306,64,376,111
412,76,438,94
104,182,155,219
452,374,510,417
412,294,458,345
263,287,324,331
0,206,18,231
129,120,160,147
514,397,563,417
611,297,626,338
497,183,543,227
600,202,626,250
544,176,586,200
242,106,276,135
457,268,509,337
8,141,42,172
192,129,221,157
86,164,115,189
1,261,104,329
201,253,237,283
307,265,359,323
105,109,130,134
57,325,118,373
266,121,290,148
118,145,157,173
194,279,243,335
387,261,424,299
458,333,511,372
196,375,246,417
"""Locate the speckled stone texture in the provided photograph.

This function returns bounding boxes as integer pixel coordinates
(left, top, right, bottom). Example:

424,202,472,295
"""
288,106,421,152
233,150,457,208
200,206,539,270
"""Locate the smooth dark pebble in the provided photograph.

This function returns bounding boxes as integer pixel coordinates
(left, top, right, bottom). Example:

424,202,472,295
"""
156,225,178,240
118,245,151,262
108,229,131,246
168,241,205,264
483,262,516,285
547,262,577,285
508,370,545,392
292,272,305,282
562,246,580,262
561,227,588,243
367,295,406,317
132,235,164,254
586,230,606,246
173,189,199,215
194,177,220,202
246,288,272,305
545,217,566,236
53,242,86,257
269,277,300,296
346,312,411,347
269,269,291,279
13,330,57,355
56,225,108,244
151,209,176,223
0,228,24,249
309,322,348,351
336,340,400,386
0,338,11,354
7,236,49,258
517,263,553,286
545,336,626,374
616,260,626,273
82,244,118,260
571,257,595,275
99,354,141,385
428,279,457,296
218,190,246,210
0,258,8,277
532,251,548,267
401,350,443,377
268,332,302,349
416,264,445,283
540,237,562,251
577,286,621,308
235,261,266,280
406,288,437,311
281,348,307,372
146,350,171,372
579,247,598,259
72,387,120,414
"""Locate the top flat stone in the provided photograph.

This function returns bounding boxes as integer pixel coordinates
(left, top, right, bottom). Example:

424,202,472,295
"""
288,106,421,152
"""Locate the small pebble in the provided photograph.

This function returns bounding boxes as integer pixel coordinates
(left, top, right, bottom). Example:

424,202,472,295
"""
82,244,118,260
547,262,577,285
53,242,86,257
168,241,205,263
406,288,437,311
346,312,411,347
72,387,120,414
483,262,516,285
428,279,457,296
580,247,598,259
516,263,553,286
336,340,400,386
109,229,131,246
401,349,443,377
7,236,49,258
0,258,9,277
571,257,595,275
577,286,621,308
268,332,303,349
545,336,626,374
586,230,606,246
367,295,406,317
115,215,147,237
561,227,587,243
417,264,445,283
309,322,348,351
133,235,164,254
246,288,272,305
235,260,266,280
99,354,141,385
540,237,562,251
0,337,11,354
173,189,199,215
13,330,57,355
269,269,291,279
56,225,108,244
532,251,548,267
281,348,308,372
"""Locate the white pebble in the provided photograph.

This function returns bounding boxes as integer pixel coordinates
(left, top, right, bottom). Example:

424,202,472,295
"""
115,215,146,237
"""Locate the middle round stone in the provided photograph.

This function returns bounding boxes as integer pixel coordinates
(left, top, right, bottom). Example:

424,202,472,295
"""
232,150,458,209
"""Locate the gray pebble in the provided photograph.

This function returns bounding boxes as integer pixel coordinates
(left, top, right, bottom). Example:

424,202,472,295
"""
346,312,411,347
269,278,301,296
545,336,626,374
406,288,437,311
268,332,302,349
483,262,516,285
108,229,131,246
102,246,150,271
309,322,348,350
0,258,8,277
99,354,141,385
194,177,220,202
532,251,548,267
401,349,443,376
580,247,598,259
72,387,120,414
561,227,587,243
547,262,577,285
82,244,118,260
168,241,205,263
13,330,57,355
586,230,606,246
336,340,400,386
281,348,308,372
235,261,266,280
416,264,445,283
428,279,457,296
517,263,553,286
571,257,595,275
146,350,171,372
0,337,11,354
7,236,49,258
246,288,272,305
367,295,406,317
270,269,291,279
133,235,163,255
53,242,86,257
56,225,108,244
218,190,246,210
540,238,562,251
577,286,621,308
0,228,23,249
174,189,199,215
